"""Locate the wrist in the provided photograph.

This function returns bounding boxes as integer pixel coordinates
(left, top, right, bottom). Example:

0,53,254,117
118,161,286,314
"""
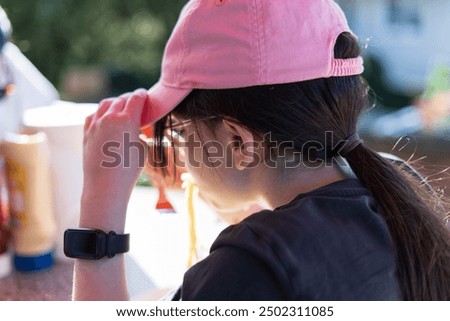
80,193,128,233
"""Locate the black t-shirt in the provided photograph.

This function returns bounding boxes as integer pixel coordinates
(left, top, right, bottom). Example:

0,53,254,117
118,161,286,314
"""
177,178,401,300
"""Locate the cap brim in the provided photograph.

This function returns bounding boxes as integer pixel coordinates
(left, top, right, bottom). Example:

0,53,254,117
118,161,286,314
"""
140,81,192,128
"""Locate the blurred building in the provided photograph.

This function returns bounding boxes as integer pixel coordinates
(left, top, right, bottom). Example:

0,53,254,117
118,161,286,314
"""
338,0,450,97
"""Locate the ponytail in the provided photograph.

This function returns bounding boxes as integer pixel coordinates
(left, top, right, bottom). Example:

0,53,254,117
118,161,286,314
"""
345,144,450,300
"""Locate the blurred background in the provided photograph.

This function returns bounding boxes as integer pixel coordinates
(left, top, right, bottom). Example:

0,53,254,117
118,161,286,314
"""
0,0,186,101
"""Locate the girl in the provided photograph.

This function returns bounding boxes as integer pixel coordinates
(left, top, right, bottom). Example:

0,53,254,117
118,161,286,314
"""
72,0,450,300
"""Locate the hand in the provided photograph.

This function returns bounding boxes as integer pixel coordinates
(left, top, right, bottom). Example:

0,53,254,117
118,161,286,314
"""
80,89,148,230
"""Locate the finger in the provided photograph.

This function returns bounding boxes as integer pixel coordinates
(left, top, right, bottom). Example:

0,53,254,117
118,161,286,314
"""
96,98,115,119
119,92,132,99
84,113,94,130
100,92,132,117
123,88,148,122
103,96,127,116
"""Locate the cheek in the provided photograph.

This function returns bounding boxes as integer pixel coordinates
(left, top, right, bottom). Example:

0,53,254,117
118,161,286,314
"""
185,159,216,191
186,162,249,212
180,130,250,208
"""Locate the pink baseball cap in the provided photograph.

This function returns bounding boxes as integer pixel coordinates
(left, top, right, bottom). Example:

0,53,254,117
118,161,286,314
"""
141,0,364,128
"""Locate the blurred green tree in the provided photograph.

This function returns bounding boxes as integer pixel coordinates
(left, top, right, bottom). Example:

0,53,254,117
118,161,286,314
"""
1,0,186,96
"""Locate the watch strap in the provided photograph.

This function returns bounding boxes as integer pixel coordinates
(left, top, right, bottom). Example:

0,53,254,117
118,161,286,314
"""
64,228,130,260
106,231,130,258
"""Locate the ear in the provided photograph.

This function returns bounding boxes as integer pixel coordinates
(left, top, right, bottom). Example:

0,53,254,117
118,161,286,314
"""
222,119,258,171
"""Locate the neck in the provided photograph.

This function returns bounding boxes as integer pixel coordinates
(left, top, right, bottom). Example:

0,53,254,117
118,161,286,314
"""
257,163,349,210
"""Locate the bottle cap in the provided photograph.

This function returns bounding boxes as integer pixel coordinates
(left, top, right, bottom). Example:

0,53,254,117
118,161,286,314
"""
13,250,54,272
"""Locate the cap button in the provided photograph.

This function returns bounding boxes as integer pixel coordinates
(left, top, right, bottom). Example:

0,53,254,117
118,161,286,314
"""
216,0,225,6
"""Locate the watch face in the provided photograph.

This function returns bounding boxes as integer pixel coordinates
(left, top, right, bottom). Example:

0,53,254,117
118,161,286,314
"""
64,229,104,259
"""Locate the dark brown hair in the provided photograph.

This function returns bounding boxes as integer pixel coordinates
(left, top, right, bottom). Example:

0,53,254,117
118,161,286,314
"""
154,33,450,300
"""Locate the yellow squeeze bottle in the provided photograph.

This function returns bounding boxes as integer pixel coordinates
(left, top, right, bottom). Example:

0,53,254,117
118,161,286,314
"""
1,132,56,272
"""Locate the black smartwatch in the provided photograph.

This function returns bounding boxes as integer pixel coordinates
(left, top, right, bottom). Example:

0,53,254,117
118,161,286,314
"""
64,229,130,260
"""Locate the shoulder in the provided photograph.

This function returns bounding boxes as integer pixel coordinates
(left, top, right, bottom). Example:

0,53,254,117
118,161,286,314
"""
183,179,401,300
181,245,289,300
213,179,395,265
